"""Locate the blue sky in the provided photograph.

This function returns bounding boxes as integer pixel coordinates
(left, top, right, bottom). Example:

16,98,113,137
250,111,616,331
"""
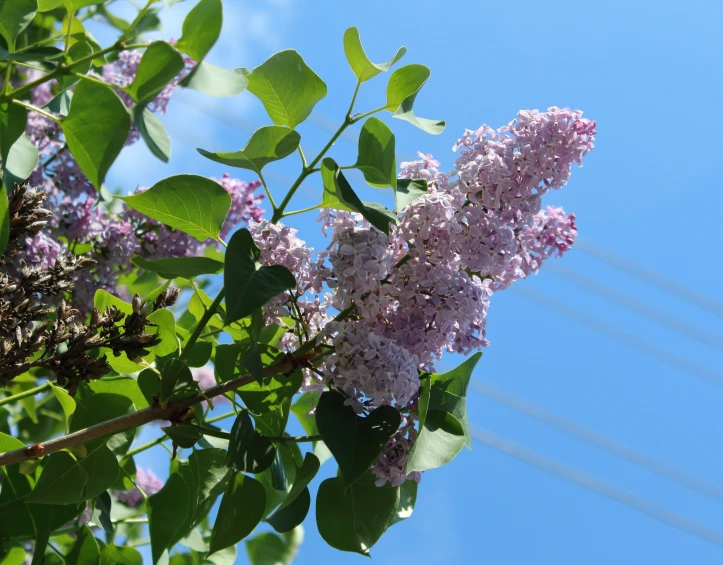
99,0,723,563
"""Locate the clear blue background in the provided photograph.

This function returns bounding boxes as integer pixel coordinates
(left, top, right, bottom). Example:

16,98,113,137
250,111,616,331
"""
99,0,723,563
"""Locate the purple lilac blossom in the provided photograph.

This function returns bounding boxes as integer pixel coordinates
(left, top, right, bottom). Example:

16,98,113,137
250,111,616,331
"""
114,468,163,507
372,412,421,487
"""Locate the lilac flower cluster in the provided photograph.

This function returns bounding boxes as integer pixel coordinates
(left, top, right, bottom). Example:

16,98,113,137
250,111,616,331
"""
114,467,163,507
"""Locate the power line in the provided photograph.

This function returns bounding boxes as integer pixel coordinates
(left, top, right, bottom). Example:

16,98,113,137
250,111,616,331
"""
511,285,723,391
545,262,723,352
470,380,723,505
470,426,723,550
576,238,723,320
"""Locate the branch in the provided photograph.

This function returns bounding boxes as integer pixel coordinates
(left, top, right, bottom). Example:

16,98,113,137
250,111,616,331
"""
0,355,295,467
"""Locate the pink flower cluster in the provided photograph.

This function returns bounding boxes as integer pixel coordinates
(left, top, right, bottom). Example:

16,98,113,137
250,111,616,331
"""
247,108,595,486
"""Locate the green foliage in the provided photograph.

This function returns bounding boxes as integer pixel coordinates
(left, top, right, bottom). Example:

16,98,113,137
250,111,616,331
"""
198,126,301,175
226,410,276,473
395,178,428,210
316,390,400,487
124,41,184,105
132,256,224,279
244,50,327,129
160,359,200,404
246,528,303,565
120,175,231,242
28,452,87,504
175,0,222,62
224,229,296,324
0,0,37,51
343,27,405,82
61,80,130,190
385,64,445,134
209,472,266,555
133,105,172,162
66,526,100,565
180,61,248,97
354,117,397,188
149,473,193,564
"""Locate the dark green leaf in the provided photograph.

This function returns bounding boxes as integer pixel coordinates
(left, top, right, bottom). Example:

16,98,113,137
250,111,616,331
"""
209,472,266,555
224,228,295,324
321,158,398,234
241,342,263,385
94,491,113,537
28,452,88,504
163,424,203,448
198,126,300,174
175,0,222,61
0,0,37,51
354,117,396,189
124,41,183,105
390,479,417,525
406,409,465,473
132,255,224,279
246,528,302,565
237,368,301,437
66,526,100,565
385,64,444,134
0,45,62,61
61,79,131,189
80,444,120,499
316,390,400,487
290,393,331,464
428,352,481,448
160,359,199,404
100,545,142,565
278,452,319,510
343,27,405,83
119,174,231,242
316,474,399,555
133,105,171,162
180,61,247,97
395,178,428,211
148,473,192,564
0,102,26,165
189,448,231,527
226,410,276,473
86,376,149,410
29,507,50,565
245,50,326,129
266,486,309,533
71,392,135,456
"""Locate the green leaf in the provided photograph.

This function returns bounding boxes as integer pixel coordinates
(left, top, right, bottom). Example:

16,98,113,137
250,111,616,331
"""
0,432,24,452
100,545,143,565
0,546,26,565
390,479,417,525
179,61,248,97
133,105,171,163
385,64,444,134
4,134,38,188
162,424,203,448
0,0,37,51
28,452,88,504
124,42,184,105
316,390,400,487
80,444,120,499
290,393,332,464
49,383,75,431
210,472,266,555
186,340,213,368
267,486,309,533
119,174,231,242
278,452,319,510
132,255,224,279
246,528,303,565
45,89,72,116
321,158,398,234
354,117,396,189
428,352,481,448
224,228,295,324
343,27,405,83
160,359,199,404
406,409,465,473
65,526,100,565
147,308,178,357
189,448,231,527
245,50,327,129
316,474,399,555
237,368,301,437
61,79,131,190
226,410,276,473
175,0,222,61
149,473,192,564
395,178,428,211
0,102,26,165
72,391,135,456
240,341,263,385
93,491,113,536
86,376,149,410
198,126,300,175
38,0,62,10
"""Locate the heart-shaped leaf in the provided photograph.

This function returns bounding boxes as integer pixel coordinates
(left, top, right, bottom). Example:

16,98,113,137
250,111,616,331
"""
175,0,222,62
245,50,327,129
354,117,396,189
343,27,405,83
198,126,300,174
385,64,445,135
209,472,266,555
395,178,428,211
320,158,398,234
61,79,130,189
316,474,399,556
120,174,231,242
132,255,223,280
316,390,401,487
224,228,296,324
124,41,184,105
405,409,465,473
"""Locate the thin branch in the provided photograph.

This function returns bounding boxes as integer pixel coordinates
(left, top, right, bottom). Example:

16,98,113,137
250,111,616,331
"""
265,434,322,443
